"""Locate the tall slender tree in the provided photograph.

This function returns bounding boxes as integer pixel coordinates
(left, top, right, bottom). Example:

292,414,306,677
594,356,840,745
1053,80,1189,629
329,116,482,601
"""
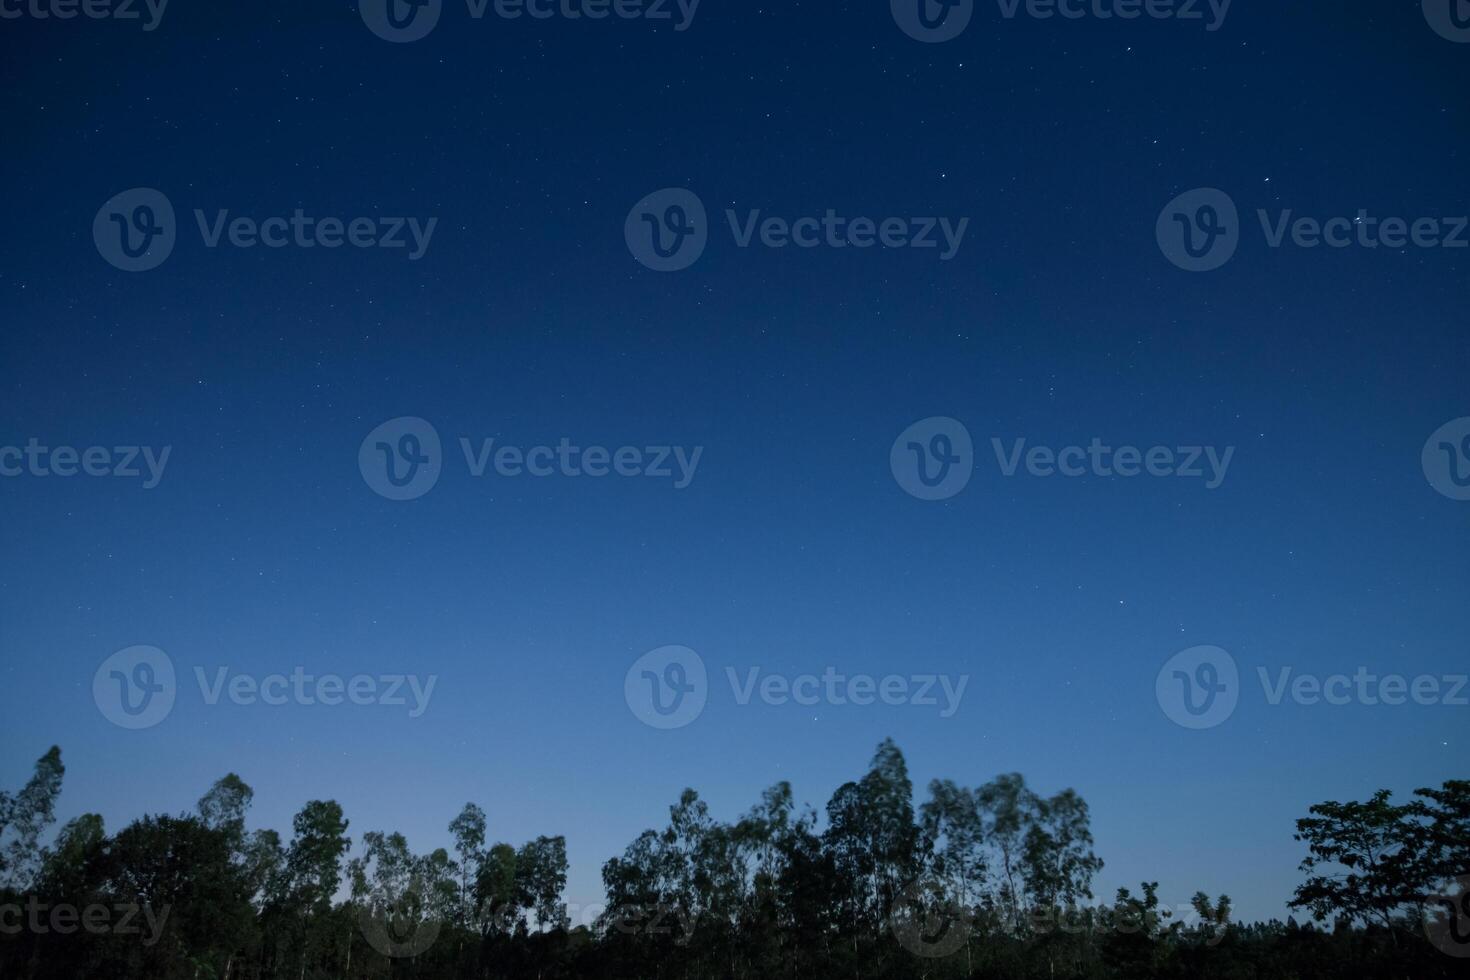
0,746,64,890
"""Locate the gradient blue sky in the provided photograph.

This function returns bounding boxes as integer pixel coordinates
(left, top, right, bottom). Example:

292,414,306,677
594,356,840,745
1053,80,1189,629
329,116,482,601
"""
2,0,1466,925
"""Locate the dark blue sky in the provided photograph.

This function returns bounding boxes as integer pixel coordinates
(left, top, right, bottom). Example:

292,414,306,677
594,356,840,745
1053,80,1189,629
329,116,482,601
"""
2,0,1466,925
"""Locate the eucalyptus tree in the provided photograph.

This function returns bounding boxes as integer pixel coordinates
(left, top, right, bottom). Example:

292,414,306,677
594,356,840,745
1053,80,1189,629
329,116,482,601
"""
823,779,878,939
920,778,987,915
0,746,64,890
36,812,105,895
102,813,254,980
350,830,454,971
285,800,350,979
448,803,488,929
860,738,922,923
197,774,254,848
919,779,987,976
1022,788,1104,913
976,772,1037,934
515,835,569,932
286,800,351,915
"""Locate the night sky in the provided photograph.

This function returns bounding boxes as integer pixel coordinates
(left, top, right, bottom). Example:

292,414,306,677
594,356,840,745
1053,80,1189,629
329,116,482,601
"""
2,0,1467,926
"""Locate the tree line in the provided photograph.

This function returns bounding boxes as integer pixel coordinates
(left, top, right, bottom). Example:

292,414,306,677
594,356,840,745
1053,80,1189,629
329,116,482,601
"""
0,740,1466,979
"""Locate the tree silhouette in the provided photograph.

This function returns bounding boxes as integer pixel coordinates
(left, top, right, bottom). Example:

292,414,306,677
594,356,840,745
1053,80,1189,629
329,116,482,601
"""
0,743,1465,980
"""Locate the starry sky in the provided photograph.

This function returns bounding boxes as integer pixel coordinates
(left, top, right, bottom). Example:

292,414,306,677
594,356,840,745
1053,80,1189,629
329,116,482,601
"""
1,0,1467,925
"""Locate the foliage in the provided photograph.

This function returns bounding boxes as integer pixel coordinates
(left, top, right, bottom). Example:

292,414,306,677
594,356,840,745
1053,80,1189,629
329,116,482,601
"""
0,744,1464,980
